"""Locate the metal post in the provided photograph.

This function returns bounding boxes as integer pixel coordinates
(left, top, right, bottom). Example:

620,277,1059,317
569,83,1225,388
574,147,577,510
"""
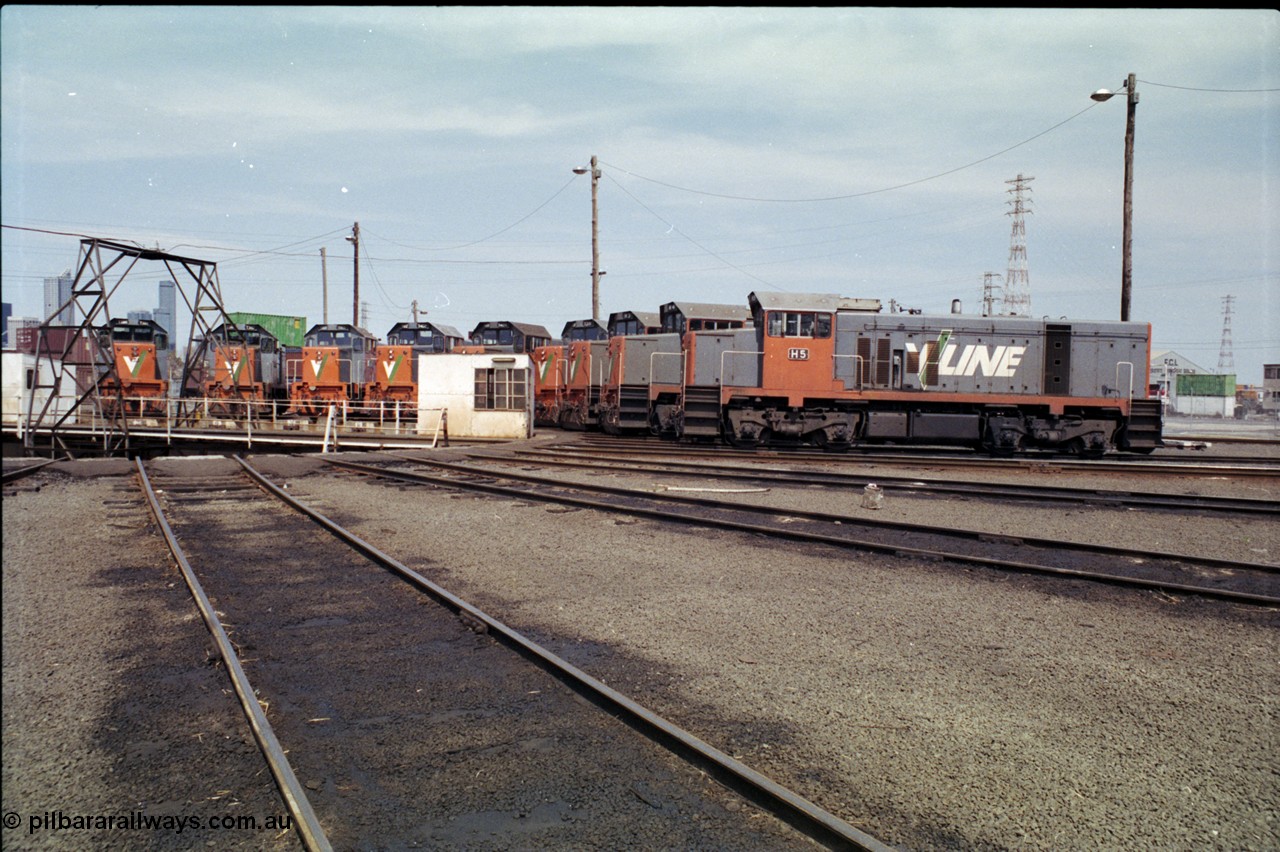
347,222,360,327
573,157,603,322
1121,73,1137,323
589,156,600,323
320,247,329,325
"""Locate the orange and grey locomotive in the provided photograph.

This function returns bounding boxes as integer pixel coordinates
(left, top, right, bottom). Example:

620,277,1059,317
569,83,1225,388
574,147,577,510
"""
364,321,465,413
202,322,287,415
287,323,379,418
684,292,1161,455
95,318,170,416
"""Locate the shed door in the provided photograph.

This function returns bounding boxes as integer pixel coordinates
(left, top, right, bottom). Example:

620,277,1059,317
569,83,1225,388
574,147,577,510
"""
1044,324,1071,396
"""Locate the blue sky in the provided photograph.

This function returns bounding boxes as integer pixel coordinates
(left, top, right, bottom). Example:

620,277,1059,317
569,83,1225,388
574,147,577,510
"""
2,7,1276,382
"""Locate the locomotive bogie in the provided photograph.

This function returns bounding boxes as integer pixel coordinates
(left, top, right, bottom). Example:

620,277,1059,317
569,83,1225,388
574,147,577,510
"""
724,402,862,449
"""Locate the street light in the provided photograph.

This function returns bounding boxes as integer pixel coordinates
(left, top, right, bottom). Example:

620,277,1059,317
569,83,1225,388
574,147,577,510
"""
1090,73,1138,322
572,155,603,322
345,222,360,327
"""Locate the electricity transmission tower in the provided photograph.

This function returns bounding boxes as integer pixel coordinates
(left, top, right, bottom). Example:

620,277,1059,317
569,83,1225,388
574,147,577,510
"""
1217,295,1235,373
981,272,1003,317
1001,174,1034,317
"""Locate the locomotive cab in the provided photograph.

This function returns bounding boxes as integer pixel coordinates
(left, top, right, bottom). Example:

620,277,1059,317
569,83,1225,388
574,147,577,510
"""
366,321,465,413
96,318,171,416
203,323,285,416
288,323,379,418
607,310,661,337
468,321,553,354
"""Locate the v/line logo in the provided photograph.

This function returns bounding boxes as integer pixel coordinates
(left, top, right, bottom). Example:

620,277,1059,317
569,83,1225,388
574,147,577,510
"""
121,351,148,377
382,353,405,382
911,330,1027,389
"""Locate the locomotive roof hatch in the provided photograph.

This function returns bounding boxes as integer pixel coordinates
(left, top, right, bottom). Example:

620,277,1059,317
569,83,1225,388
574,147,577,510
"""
748,292,883,314
303,323,380,348
469,320,554,340
387,321,465,342
561,318,609,341
207,322,280,346
607,309,661,330
100,317,171,347
659,301,754,323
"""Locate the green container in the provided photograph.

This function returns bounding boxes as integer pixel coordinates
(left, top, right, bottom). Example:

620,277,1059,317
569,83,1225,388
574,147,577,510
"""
1176,373,1235,397
227,312,307,348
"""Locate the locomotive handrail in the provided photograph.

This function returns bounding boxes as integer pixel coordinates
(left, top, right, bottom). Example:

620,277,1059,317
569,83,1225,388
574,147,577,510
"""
832,354,867,389
553,356,566,404
1115,361,1135,400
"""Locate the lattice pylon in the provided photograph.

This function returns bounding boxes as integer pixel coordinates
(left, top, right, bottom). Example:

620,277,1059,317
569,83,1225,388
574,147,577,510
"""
1001,174,1034,317
1217,295,1235,373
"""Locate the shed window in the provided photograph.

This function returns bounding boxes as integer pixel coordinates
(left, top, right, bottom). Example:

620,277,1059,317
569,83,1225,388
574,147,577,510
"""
474,368,527,410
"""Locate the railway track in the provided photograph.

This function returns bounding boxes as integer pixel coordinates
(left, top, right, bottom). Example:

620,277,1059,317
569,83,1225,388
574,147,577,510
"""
489,447,1279,517
1,457,58,486
331,454,1280,607
562,435,1280,478
135,456,889,851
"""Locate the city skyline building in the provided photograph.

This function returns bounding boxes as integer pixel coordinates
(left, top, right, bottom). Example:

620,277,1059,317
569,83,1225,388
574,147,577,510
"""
155,279,176,336
42,268,74,325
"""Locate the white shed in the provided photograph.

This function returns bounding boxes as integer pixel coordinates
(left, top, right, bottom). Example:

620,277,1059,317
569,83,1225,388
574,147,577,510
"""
416,353,533,440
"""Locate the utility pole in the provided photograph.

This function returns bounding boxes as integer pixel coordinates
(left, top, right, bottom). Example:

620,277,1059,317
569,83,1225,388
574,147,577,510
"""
573,156,604,322
1090,73,1138,321
412,299,420,324
1121,72,1137,323
320,247,329,325
346,221,360,327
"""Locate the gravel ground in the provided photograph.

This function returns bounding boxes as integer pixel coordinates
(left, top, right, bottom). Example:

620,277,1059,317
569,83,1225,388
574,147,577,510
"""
2,460,300,852
3,443,1277,851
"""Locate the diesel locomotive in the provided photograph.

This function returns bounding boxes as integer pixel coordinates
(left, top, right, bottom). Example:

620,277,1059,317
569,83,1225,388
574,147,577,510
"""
364,321,465,414
201,322,287,416
601,292,1162,455
96,318,170,416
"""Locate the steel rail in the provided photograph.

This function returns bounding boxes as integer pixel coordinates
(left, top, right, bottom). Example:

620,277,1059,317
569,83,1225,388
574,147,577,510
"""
565,436,1280,477
135,460,333,852
334,455,1279,607
496,448,1280,516
233,456,891,852
383,454,1277,577
1,458,58,485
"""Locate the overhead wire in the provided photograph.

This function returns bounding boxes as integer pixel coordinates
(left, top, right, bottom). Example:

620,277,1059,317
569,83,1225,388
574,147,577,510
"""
601,102,1104,203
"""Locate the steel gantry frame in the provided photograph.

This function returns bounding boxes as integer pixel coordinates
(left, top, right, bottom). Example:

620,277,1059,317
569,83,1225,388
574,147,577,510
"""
24,238,241,457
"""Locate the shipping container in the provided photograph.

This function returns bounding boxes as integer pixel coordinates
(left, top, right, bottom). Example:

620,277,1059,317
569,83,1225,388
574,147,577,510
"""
226,312,307,348
1175,373,1235,397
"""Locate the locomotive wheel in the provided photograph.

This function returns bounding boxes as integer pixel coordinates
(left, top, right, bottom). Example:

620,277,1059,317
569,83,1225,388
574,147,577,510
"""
728,426,769,450
1070,437,1107,459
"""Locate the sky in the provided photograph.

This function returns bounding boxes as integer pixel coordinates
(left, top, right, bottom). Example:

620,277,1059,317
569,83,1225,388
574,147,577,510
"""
2,7,1277,383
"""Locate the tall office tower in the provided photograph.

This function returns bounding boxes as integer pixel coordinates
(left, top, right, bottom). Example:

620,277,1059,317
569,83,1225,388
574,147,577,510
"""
155,279,177,336
1000,174,1034,317
43,268,75,324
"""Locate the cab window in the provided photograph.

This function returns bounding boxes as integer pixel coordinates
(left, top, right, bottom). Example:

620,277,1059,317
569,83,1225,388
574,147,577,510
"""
766,311,831,338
